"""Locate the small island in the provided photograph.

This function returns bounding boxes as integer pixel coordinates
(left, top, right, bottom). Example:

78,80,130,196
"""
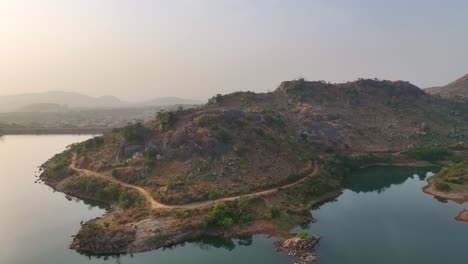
40,79,468,261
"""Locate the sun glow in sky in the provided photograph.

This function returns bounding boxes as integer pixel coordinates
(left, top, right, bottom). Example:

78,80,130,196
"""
1,0,468,100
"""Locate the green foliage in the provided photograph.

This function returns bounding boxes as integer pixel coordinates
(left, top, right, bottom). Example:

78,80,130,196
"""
449,143,465,150
46,151,74,179
145,149,158,159
206,199,254,229
63,178,143,208
404,147,450,162
118,191,144,209
298,230,308,239
121,122,145,143
208,94,223,104
435,181,451,192
220,217,234,229
156,110,177,130
265,205,281,220
76,223,105,240
77,136,104,153
206,188,217,200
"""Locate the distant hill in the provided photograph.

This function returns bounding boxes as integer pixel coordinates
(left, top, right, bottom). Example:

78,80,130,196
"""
0,91,124,112
140,96,205,106
16,103,68,113
0,91,205,112
426,74,468,101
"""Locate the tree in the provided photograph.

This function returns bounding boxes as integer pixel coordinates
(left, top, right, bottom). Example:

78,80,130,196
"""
221,217,234,229
156,110,176,130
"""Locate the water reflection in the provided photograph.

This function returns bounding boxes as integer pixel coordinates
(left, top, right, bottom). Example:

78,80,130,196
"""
344,166,439,193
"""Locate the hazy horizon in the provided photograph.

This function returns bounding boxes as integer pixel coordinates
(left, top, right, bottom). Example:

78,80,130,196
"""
1,0,468,101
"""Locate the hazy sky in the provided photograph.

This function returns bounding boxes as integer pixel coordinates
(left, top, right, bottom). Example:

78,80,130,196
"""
1,0,467,101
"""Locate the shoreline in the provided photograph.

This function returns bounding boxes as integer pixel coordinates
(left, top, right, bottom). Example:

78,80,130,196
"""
40,157,343,256
422,177,468,204
41,156,432,257
70,189,343,255
455,209,468,223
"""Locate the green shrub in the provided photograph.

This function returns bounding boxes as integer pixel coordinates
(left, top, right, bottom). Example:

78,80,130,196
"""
221,217,234,229
121,122,145,143
206,199,254,228
156,110,176,130
145,149,158,159
435,181,451,192
298,230,308,239
265,205,281,220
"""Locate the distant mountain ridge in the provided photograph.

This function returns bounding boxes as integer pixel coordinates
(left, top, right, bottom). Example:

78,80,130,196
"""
0,91,204,112
141,96,205,106
426,74,468,100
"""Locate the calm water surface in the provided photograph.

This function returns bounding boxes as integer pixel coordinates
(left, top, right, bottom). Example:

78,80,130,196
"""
0,135,291,264
1,135,467,264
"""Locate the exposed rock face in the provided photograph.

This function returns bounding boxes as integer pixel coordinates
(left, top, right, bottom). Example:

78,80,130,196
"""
71,223,136,254
276,236,320,263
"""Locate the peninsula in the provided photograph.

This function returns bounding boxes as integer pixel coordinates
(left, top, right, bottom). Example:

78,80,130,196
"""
40,78,468,258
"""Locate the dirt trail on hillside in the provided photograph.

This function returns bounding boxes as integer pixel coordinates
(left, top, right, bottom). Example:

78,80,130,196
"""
70,155,318,210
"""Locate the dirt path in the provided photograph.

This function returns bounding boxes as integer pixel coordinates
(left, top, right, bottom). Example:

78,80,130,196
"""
70,155,318,210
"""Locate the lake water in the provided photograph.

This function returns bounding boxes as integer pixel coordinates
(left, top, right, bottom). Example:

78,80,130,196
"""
0,135,291,264
1,135,467,264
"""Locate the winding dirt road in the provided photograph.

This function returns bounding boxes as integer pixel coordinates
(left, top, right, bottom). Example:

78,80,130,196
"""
70,155,318,210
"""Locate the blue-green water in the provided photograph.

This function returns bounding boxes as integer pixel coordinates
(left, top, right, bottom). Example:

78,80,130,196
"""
0,135,291,264
308,166,468,264
1,135,467,264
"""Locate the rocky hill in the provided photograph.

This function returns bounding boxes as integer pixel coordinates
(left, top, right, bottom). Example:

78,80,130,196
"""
39,78,468,255
426,74,468,101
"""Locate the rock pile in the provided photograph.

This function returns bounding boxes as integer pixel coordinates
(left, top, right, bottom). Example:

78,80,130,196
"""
275,235,320,263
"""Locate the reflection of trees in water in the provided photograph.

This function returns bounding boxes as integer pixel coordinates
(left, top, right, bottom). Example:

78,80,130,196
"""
434,196,449,203
192,236,253,251
64,194,109,210
81,252,131,263
193,237,237,251
344,166,439,193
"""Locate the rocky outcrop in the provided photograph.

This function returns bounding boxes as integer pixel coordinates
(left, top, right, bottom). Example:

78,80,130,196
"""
275,236,320,263
71,223,136,254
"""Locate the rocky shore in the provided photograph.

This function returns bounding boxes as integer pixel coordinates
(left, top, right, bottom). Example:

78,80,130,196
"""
455,209,468,223
423,177,468,204
275,235,321,263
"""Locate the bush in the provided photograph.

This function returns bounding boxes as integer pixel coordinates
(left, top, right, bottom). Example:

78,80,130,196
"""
206,199,253,228
156,110,176,130
435,181,451,192
145,149,158,159
298,230,308,239
121,122,145,143
265,205,281,220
